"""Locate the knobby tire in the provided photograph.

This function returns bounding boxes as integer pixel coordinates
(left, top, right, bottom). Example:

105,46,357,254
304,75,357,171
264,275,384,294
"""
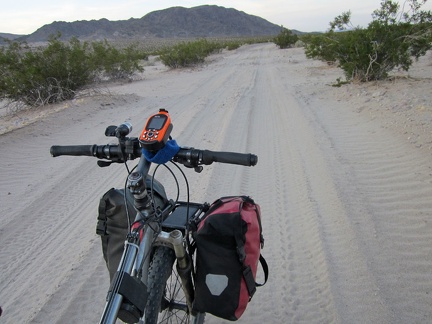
144,246,204,324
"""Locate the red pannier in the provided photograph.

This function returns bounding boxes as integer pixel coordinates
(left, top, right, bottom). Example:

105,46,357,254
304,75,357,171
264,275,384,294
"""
193,196,268,321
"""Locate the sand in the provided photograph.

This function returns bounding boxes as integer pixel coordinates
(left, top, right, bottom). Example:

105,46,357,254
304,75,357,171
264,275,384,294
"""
0,43,431,323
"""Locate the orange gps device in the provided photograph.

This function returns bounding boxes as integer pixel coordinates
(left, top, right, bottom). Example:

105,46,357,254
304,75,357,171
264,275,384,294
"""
139,109,173,151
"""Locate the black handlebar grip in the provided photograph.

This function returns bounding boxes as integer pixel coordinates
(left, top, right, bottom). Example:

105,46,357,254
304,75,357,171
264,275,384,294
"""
202,150,258,166
50,145,95,157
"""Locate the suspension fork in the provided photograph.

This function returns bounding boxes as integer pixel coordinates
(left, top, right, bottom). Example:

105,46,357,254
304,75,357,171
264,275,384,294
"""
156,230,195,313
99,230,145,324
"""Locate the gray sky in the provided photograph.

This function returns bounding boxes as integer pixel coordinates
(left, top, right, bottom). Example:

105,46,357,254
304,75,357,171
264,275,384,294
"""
2,0,431,35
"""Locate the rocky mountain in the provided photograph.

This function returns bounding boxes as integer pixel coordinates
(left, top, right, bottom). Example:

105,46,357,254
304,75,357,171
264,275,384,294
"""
18,5,285,43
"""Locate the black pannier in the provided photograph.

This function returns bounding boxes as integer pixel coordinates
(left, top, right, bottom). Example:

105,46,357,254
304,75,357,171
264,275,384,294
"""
96,177,168,280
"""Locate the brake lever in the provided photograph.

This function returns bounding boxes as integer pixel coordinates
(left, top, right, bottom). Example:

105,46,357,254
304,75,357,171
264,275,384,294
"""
97,160,113,167
176,159,203,173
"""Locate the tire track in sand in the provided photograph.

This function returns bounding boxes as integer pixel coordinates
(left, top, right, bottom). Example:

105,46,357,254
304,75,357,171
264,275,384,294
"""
242,49,340,324
204,44,342,323
301,93,432,323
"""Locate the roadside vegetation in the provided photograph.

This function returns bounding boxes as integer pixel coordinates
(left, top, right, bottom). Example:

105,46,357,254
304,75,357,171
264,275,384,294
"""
0,35,270,108
158,38,267,68
301,0,432,82
0,35,146,107
273,27,299,49
159,39,224,68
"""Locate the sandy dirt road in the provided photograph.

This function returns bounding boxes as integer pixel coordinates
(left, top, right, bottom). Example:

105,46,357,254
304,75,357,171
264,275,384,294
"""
1,43,432,323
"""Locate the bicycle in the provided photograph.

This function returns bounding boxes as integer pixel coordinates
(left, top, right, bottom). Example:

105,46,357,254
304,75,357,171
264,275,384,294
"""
50,109,258,324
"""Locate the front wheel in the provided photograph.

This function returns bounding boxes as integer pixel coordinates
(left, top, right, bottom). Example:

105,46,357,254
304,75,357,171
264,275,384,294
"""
144,246,205,324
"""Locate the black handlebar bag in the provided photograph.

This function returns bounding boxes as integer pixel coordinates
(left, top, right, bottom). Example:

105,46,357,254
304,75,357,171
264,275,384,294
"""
192,196,268,321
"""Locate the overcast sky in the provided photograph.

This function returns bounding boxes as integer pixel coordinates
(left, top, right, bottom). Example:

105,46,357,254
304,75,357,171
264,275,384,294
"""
2,0,432,35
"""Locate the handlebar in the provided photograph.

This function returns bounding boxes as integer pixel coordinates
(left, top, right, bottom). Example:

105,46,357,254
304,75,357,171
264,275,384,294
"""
50,142,258,167
174,148,257,167
50,145,96,157
50,145,122,158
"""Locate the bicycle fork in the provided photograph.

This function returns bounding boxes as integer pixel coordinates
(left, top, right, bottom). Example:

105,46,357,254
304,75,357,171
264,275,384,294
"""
99,227,195,324
156,230,195,313
99,228,150,324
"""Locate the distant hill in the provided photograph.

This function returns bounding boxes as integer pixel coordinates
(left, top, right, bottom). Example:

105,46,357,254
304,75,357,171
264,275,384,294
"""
16,5,290,43
0,33,24,40
0,33,25,45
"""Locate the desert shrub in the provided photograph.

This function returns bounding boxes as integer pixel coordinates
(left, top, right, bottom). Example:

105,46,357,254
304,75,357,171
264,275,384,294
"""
302,33,339,64
0,35,146,106
159,37,275,67
303,0,432,82
90,40,145,80
224,40,244,50
159,39,223,68
273,27,299,49
0,36,92,106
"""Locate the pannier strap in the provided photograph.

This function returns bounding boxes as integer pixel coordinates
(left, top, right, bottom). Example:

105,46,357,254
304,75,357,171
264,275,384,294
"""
225,196,268,296
243,265,256,299
256,255,269,287
243,254,269,299
96,189,111,236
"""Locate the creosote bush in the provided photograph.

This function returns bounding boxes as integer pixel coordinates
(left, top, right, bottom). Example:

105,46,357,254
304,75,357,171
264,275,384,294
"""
0,35,146,106
90,40,146,80
158,37,270,68
273,27,299,49
303,0,432,82
159,39,223,68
